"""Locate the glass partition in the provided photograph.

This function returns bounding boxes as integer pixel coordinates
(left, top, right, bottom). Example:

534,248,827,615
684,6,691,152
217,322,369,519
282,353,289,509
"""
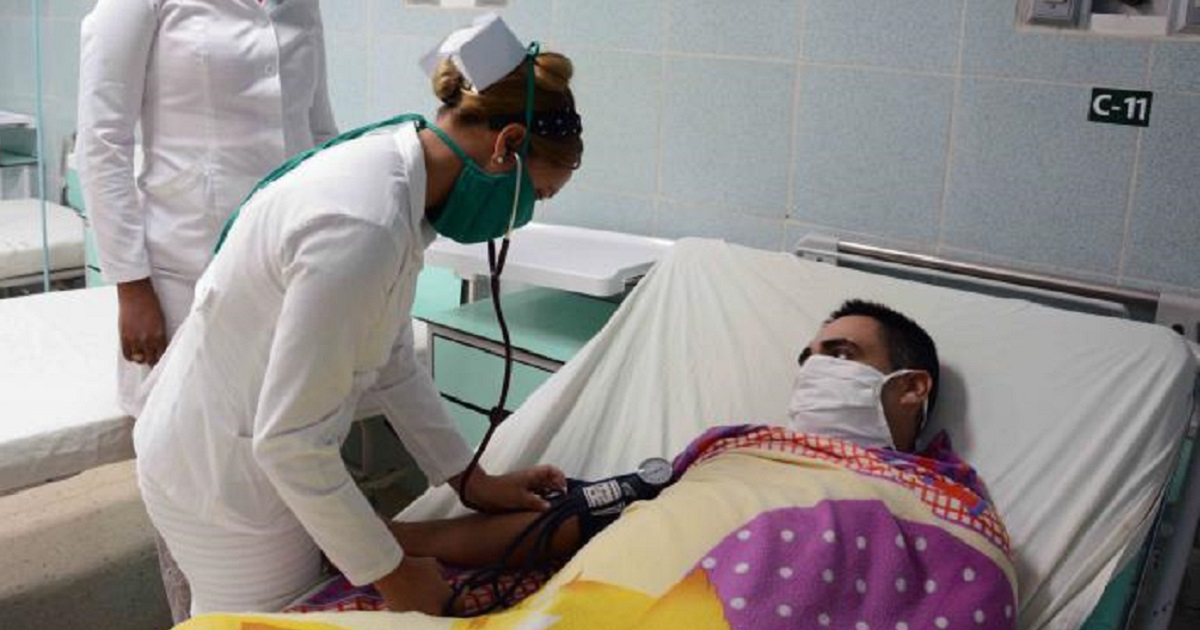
0,1,45,294
0,0,91,296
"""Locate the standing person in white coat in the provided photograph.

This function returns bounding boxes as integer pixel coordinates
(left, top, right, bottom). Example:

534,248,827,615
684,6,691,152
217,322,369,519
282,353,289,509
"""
77,0,338,414
76,0,337,621
134,18,584,616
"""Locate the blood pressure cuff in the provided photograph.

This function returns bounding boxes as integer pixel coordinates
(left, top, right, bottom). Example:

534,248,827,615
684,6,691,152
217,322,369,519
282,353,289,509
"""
558,472,669,543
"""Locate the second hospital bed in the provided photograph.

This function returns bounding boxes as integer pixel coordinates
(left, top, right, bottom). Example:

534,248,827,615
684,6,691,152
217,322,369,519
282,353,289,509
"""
174,237,1199,630
0,197,85,293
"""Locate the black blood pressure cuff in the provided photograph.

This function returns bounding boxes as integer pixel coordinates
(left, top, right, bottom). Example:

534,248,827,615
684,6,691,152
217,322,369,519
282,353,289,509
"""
449,461,676,617
556,471,670,543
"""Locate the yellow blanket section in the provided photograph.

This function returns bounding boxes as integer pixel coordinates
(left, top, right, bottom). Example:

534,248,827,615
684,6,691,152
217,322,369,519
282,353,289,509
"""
178,444,1015,629
177,570,730,630
452,569,728,630
178,611,451,630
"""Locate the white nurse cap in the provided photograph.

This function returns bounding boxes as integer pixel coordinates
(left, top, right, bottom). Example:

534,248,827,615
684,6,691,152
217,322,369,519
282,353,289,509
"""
420,13,528,93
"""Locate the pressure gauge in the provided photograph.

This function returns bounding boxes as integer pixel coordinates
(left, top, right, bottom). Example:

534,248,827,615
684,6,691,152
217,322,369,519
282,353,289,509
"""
636,457,673,487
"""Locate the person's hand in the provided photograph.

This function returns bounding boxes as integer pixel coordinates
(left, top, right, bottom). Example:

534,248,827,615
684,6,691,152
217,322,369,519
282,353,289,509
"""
117,278,168,366
373,555,451,615
452,465,567,514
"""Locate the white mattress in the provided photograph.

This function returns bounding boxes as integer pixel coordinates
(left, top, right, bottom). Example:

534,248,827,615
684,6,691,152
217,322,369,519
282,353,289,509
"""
0,287,131,495
401,239,1198,630
0,198,86,280
0,284,431,494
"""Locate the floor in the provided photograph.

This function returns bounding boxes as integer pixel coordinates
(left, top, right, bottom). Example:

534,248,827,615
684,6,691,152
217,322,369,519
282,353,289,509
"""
0,461,171,630
1169,549,1200,629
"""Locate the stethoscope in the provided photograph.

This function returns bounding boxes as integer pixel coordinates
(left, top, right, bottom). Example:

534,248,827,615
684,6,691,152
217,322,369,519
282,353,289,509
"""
454,151,523,512
447,43,543,512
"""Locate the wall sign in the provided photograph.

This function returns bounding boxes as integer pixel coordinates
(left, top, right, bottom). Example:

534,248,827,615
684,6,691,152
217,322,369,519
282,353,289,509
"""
1089,88,1153,127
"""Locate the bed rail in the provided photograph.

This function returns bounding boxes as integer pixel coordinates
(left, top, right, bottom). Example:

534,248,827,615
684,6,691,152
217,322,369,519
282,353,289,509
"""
793,233,1200,342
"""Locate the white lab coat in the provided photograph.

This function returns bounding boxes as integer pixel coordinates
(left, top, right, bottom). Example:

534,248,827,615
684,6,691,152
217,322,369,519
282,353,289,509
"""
134,123,474,612
76,0,338,416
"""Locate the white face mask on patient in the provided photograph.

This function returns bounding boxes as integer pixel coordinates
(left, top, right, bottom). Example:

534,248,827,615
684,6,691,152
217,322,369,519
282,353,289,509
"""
786,355,915,450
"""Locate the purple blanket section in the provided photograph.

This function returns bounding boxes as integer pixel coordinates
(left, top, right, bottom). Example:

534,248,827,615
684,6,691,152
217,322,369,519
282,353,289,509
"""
698,500,1015,630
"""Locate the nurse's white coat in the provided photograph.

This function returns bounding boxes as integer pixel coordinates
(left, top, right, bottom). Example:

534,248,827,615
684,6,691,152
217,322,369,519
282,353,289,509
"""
134,124,473,589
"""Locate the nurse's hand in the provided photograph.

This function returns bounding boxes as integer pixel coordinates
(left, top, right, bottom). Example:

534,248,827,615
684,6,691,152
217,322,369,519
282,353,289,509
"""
117,278,168,366
453,465,567,513
373,555,450,615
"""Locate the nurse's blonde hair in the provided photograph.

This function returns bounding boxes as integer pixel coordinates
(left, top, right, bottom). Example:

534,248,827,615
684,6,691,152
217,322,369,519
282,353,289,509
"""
433,51,583,170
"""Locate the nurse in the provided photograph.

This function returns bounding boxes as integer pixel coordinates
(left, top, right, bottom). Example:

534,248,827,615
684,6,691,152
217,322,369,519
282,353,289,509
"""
133,16,583,616
76,0,337,620
76,0,338,414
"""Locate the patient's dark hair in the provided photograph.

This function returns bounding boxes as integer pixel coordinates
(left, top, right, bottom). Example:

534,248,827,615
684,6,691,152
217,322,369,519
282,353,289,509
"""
829,299,940,420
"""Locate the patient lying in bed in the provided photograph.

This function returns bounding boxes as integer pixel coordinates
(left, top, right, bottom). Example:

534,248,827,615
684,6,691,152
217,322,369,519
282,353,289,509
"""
297,300,1018,628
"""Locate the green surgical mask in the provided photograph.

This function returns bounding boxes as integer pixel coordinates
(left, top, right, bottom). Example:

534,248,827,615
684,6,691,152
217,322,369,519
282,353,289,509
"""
424,123,535,244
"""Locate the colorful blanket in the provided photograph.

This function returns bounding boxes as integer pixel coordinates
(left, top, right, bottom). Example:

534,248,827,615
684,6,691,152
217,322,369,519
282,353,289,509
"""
178,425,1017,630
280,563,562,617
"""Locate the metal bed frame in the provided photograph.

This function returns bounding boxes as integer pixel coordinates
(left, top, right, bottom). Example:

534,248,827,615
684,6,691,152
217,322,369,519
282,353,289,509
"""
794,233,1200,630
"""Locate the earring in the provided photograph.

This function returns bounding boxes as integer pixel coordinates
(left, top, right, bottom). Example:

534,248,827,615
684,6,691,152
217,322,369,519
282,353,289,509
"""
494,155,505,164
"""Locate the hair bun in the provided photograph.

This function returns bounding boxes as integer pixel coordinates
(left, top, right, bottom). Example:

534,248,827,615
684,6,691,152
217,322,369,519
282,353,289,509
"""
533,52,573,94
432,57,467,106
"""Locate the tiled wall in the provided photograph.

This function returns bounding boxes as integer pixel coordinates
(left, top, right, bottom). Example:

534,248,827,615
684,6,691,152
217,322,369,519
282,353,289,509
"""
2,0,1197,296
0,0,85,198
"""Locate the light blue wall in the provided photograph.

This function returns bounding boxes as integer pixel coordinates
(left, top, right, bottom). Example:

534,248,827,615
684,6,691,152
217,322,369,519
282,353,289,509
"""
3,0,1198,296
0,0,89,198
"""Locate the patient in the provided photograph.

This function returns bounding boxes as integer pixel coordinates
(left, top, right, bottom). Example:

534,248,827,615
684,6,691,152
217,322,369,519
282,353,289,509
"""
391,299,939,556
305,300,1016,627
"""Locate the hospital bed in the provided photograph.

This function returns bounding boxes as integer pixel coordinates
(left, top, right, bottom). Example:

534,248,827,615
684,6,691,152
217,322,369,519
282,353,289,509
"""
0,197,85,295
0,133,90,295
391,237,1199,630
0,286,130,494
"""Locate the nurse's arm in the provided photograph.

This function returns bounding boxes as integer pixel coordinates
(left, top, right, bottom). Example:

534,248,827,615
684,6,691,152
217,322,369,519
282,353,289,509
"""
76,0,155,283
367,333,566,513
252,215,423,602
366,320,473,487
307,9,339,145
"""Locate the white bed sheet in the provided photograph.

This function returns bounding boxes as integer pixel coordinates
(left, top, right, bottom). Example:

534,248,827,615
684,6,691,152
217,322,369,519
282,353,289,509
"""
0,285,433,494
0,199,85,280
0,287,131,494
401,239,1198,630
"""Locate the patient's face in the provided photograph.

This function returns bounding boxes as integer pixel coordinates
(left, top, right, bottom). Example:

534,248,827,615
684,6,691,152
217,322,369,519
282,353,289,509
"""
798,315,918,450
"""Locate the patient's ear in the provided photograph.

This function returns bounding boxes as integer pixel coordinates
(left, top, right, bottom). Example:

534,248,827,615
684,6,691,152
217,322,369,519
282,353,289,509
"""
900,371,933,407
883,372,933,451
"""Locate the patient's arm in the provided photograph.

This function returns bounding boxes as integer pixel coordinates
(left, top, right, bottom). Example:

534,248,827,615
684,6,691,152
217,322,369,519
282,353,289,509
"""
389,467,670,572
388,513,583,569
